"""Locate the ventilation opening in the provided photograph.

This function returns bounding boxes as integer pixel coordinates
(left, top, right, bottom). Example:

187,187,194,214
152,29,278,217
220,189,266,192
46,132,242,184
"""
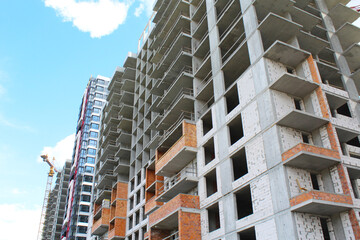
347,137,360,147
235,185,253,220
207,203,221,232
204,138,215,165
232,148,248,181
238,226,256,240
294,98,303,110
225,85,239,114
287,67,295,74
206,169,218,197
310,173,320,190
337,103,352,117
229,114,244,145
320,218,331,240
202,110,213,135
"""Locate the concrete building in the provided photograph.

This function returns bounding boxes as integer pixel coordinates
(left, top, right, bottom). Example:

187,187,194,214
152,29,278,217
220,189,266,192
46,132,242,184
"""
41,160,71,240
91,0,360,239
62,76,110,240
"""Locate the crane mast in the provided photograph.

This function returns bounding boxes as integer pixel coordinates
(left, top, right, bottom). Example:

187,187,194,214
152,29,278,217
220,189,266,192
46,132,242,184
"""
37,154,58,240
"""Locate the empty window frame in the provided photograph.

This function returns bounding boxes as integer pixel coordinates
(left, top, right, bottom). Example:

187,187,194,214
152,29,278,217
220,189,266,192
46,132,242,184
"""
232,147,248,181
238,226,256,240
235,185,253,220
202,110,213,136
207,203,221,232
228,114,244,145
225,85,239,114
204,138,215,165
205,169,218,197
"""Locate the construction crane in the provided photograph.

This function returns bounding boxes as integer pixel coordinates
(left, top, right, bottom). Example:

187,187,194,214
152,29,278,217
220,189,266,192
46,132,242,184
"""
351,5,360,12
37,154,59,240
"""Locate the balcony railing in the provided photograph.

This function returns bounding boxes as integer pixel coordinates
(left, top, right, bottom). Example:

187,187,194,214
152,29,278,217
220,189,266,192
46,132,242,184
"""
158,166,197,196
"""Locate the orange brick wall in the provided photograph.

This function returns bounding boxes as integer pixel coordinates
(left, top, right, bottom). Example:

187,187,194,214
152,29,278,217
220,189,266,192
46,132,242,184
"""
149,229,171,240
290,191,352,207
282,143,340,162
145,196,163,215
178,210,201,239
349,209,360,240
92,208,110,233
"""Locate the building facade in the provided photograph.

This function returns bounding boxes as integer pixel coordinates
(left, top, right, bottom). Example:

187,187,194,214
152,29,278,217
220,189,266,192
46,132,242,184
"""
91,0,360,239
62,76,110,240
41,160,71,240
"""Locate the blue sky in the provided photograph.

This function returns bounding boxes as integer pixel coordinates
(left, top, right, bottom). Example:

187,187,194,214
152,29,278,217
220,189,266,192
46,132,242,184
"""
0,0,153,239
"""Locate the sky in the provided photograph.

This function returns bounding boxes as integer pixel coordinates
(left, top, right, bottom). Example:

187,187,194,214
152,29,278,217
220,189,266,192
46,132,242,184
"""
0,0,360,240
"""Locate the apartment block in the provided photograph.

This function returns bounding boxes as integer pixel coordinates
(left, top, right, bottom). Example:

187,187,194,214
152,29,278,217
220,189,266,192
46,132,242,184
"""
62,76,110,240
91,0,360,239
41,160,71,240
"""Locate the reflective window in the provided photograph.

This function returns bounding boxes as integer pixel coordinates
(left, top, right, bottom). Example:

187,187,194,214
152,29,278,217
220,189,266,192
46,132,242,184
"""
85,166,94,173
89,131,98,138
86,157,95,164
81,195,91,202
83,175,93,182
90,123,99,129
87,148,96,155
88,140,97,147
91,115,100,122
79,205,90,213
82,185,92,192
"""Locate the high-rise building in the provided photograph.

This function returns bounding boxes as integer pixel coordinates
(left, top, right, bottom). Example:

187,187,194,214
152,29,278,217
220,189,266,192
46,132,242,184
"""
62,76,110,240
91,0,360,239
40,159,71,240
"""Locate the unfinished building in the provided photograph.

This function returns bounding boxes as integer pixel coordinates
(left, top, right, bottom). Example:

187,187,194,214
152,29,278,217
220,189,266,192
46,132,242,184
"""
91,0,360,239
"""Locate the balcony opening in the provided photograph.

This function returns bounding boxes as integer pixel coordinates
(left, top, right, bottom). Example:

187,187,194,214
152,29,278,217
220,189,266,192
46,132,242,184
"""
136,191,141,205
337,103,352,117
235,185,253,220
129,215,133,230
134,231,139,240
238,226,256,240
135,210,140,225
206,169,218,197
294,98,303,111
225,85,239,114
142,226,147,237
204,138,215,165
310,173,320,190
320,218,331,240
232,148,248,181
129,197,134,210
302,133,312,144
348,137,360,148
347,168,360,199
137,171,142,186
229,114,244,145
207,203,221,232
318,64,345,90
202,110,213,135
130,178,135,192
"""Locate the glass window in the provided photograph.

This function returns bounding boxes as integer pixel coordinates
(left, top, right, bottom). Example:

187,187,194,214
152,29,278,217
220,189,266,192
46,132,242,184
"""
97,79,105,85
87,148,96,155
90,123,99,129
77,226,87,234
84,124,90,132
85,166,94,173
88,140,97,147
83,175,93,182
79,158,86,166
78,215,89,223
86,157,95,164
82,185,92,192
89,131,98,138
78,166,84,173
81,195,91,202
95,93,103,99
94,100,102,106
81,141,87,148
91,115,100,122
80,149,86,157
79,205,90,213
93,107,101,113
96,86,104,92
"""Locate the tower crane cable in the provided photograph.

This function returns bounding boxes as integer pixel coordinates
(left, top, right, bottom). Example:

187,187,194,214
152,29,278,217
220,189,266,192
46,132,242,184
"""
36,154,59,240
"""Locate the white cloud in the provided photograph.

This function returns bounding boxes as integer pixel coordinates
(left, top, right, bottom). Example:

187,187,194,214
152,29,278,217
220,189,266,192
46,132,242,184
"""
11,188,27,195
38,134,75,170
44,0,131,38
0,204,40,240
134,0,155,17
134,3,144,17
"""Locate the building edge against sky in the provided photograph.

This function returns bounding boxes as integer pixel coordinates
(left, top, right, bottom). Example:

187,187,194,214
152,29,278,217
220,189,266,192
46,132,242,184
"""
41,0,360,239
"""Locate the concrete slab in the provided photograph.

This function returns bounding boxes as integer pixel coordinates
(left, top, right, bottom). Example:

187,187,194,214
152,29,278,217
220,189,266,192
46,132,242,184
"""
336,22,360,50
277,109,329,132
294,0,311,8
258,13,302,49
283,150,341,172
298,31,329,55
290,198,352,215
343,44,360,73
269,73,319,98
291,6,322,32
329,4,360,30
324,0,350,11
264,41,310,68
156,176,198,202
335,125,360,142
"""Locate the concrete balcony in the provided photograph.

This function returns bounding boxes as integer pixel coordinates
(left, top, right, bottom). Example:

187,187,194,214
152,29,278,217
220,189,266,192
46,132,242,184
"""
276,109,329,132
195,72,213,102
101,140,118,159
269,73,319,98
258,13,302,50
336,23,360,51
115,143,131,159
290,190,352,215
98,155,117,175
114,158,130,174
324,0,351,12
97,171,116,189
282,143,341,172
264,41,310,68
145,196,164,215
148,194,200,239
118,103,133,119
329,4,359,30
332,114,360,143
290,6,321,32
191,0,205,21
216,0,241,32
92,200,111,235
119,90,134,105
156,167,197,202
343,44,360,73
156,121,197,177
254,0,294,21
297,30,329,56
117,116,132,133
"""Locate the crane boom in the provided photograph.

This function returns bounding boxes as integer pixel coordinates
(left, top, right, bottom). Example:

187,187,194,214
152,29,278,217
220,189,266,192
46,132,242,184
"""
37,154,58,240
